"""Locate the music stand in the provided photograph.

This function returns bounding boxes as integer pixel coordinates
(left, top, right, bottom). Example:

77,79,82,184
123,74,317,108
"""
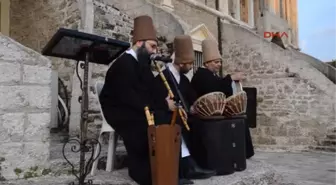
42,28,130,185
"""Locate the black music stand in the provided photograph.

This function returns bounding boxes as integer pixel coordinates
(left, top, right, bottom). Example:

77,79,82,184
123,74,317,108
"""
42,28,130,185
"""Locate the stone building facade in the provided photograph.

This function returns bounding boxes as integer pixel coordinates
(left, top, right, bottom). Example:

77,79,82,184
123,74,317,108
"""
0,0,335,180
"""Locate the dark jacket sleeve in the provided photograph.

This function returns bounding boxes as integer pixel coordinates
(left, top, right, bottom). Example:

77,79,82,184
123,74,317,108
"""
220,74,233,97
106,59,148,112
185,77,198,106
152,73,170,111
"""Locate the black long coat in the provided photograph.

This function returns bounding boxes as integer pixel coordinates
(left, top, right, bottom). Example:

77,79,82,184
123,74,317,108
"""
99,53,169,185
190,67,254,159
191,67,233,98
154,68,197,130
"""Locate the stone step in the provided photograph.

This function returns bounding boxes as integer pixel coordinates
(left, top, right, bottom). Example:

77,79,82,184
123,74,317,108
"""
313,146,336,153
0,160,293,185
326,133,336,140
322,139,336,146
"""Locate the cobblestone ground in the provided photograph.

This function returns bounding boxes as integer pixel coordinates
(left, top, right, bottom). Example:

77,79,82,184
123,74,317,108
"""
253,151,336,185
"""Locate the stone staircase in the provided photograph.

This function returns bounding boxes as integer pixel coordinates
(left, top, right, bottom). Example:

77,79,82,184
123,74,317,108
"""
314,127,336,153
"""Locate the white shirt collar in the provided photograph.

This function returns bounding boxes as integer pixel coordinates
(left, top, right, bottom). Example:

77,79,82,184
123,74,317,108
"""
167,63,180,84
125,49,138,61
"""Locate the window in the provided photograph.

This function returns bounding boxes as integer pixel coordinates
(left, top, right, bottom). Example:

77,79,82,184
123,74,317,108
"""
193,51,203,74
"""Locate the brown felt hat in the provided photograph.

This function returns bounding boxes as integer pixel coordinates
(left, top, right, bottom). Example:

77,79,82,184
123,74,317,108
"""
132,15,157,44
173,35,195,64
202,38,221,63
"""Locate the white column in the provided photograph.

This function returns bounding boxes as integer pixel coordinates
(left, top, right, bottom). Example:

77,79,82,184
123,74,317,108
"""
219,0,230,23
248,0,254,27
232,0,241,20
161,0,174,11
268,0,275,14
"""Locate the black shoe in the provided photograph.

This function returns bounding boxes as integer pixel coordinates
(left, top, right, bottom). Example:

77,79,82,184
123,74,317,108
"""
179,178,194,185
182,156,216,179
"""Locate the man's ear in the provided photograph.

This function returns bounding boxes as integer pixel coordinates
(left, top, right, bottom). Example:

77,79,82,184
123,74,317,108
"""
135,41,144,48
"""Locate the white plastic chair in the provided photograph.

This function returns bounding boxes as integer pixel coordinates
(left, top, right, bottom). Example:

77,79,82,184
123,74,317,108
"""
90,81,117,175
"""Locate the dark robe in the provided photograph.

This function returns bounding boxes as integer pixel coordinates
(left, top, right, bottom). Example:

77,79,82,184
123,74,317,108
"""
154,67,198,176
190,67,255,159
191,67,233,98
154,67,197,134
100,53,169,185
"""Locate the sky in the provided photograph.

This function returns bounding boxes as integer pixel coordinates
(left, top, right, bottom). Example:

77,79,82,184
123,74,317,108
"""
298,0,336,62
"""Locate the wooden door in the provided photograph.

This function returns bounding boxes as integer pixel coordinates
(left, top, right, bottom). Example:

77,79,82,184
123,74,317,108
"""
0,0,10,36
240,0,249,23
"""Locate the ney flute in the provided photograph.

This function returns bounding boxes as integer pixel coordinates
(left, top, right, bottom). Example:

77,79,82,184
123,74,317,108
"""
153,61,190,131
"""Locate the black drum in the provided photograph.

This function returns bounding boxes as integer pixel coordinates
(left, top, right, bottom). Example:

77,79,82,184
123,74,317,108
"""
189,115,247,175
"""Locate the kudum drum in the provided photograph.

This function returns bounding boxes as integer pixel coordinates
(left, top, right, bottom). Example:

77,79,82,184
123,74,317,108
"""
192,92,226,117
223,81,247,117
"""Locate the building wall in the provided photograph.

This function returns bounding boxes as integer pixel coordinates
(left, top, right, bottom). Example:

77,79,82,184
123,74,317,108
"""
221,23,335,151
264,0,298,47
9,0,81,110
10,0,80,53
0,34,52,180
3,0,333,153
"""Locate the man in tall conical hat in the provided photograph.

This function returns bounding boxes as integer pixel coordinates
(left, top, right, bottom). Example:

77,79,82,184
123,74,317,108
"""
100,15,177,185
190,38,255,159
191,38,245,98
154,35,216,184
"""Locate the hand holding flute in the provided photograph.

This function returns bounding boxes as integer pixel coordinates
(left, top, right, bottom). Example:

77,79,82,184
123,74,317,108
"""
154,61,190,131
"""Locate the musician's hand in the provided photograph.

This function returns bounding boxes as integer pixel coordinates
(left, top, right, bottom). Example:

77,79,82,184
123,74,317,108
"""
231,72,246,81
179,108,188,120
190,106,196,115
166,96,177,111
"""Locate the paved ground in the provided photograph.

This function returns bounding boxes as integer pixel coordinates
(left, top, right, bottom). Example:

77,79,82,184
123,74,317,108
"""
0,151,335,185
253,151,336,185
0,159,280,185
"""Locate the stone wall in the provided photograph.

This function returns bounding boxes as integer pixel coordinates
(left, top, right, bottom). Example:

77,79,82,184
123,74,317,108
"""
67,0,184,137
10,0,80,52
146,0,218,38
98,0,186,41
220,23,336,151
172,0,218,38
0,34,52,180
10,0,81,114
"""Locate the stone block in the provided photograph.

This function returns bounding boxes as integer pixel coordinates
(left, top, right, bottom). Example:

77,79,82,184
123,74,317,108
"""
287,126,304,137
24,113,50,142
0,86,28,110
23,65,52,84
263,125,287,137
0,113,25,142
0,143,24,179
22,142,50,167
0,86,51,111
289,137,315,146
25,86,51,109
0,142,50,180
0,62,21,84
254,136,277,145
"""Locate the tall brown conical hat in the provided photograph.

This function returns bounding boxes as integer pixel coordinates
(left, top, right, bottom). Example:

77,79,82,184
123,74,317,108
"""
202,38,221,63
174,35,195,64
132,15,157,44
